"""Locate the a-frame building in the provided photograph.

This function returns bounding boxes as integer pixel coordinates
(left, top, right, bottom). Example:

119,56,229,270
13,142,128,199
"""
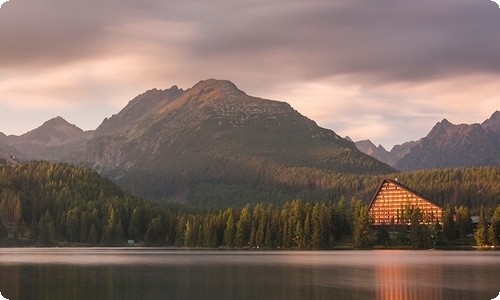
368,178,443,225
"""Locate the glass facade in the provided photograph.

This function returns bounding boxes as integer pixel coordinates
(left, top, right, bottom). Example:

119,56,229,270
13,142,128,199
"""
368,180,443,225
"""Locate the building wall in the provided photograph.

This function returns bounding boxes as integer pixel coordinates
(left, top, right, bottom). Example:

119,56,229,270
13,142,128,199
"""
368,180,443,225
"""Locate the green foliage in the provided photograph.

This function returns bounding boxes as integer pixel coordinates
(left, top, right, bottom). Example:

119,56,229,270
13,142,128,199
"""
376,224,391,246
144,216,165,246
474,205,489,247
408,208,430,249
1,161,497,249
117,163,500,211
454,206,472,240
352,201,372,248
488,206,500,246
0,161,169,246
442,205,458,243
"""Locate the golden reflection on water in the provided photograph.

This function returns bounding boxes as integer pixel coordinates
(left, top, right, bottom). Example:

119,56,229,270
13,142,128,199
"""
375,261,443,300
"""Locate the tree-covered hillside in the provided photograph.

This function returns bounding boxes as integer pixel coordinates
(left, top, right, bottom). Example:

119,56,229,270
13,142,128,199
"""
117,162,500,210
0,161,175,246
1,161,500,248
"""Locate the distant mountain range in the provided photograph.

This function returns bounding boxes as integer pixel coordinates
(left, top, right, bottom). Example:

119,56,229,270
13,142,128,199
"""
354,111,500,171
0,79,393,206
1,116,93,161
1,79,499,205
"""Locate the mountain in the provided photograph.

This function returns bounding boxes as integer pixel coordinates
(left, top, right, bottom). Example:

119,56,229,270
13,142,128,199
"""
0,140,23,165
0,79,393,207
83,80,358,167
354,140,395,166
68,79,393,205
355,111,500,171
395,118,500,171
3,116,93,161
389,140,418,163
482,110,500,134
94,86,184,137
354,139,417,167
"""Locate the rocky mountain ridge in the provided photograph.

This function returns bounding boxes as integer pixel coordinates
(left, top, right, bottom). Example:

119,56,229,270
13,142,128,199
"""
355,111,500,170
77,80,363,170
0,79,393,205
1,116,93,161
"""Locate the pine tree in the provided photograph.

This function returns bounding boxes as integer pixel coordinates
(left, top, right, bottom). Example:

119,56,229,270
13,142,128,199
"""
223,209,236,248
353,202,372,248
455,206,472,239
475,205,489,247
408,208,429,249
442,205,458,243
144,216,165,246
235,204,251,248
488,205,500,246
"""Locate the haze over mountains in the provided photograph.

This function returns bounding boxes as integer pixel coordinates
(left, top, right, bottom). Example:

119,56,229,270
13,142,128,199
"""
354,111,500,170
0,79,393,205
0,80,500,176
1,79,499,205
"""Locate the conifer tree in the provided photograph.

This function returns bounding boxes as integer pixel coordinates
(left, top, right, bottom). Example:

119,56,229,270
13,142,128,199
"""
475,205,489,247
144,216,165,246
235,204,251,248
353,202,372,248
455,206,472,239
442,205,458,243
223,209,236,248
488,205,500,246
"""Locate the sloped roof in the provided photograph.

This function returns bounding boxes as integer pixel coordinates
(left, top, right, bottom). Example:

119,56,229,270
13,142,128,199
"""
368,178,443,210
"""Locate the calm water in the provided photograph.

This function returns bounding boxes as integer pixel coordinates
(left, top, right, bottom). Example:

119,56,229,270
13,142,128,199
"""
0,249,499,300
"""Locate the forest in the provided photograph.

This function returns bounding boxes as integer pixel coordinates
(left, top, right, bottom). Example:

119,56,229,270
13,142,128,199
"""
1,161,500,248
116,152,500,210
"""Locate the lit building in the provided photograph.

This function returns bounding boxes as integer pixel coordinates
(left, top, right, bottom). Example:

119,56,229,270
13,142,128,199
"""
368,178,443,225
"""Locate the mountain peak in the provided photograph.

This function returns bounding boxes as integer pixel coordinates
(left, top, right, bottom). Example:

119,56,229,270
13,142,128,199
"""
184,79,246,104
355,139,397,166
192,79,239,91
490,110,500,119
43,116,72,127
395,115,500,171
15,116,86,146
439,118,452,126
95,85,184,137
482,110,500,134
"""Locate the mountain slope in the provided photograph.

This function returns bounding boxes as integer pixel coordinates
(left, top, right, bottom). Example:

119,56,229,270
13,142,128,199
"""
356,111,500,171
94,86,184,137
4,116,93,161
395,118,500,171
355,139,417,167
74,79,394,205
355,140,395,166
389,140,418,164
80,79,387,171
0,140,23,165
482,110,500,134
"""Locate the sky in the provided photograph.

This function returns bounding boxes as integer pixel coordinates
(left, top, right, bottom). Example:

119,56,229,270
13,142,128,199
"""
0,0,499,149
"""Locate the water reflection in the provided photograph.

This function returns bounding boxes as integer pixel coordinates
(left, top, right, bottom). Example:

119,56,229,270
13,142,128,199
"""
375,258,443,300
0,249,499,300
371,251,500,300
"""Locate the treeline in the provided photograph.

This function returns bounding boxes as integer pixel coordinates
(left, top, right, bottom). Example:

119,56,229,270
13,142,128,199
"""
118,159,500,210
474,205,500,248
1,161,500,248
158,200,500,249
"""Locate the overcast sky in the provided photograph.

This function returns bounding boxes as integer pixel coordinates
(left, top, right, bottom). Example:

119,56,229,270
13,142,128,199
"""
1,0,499,149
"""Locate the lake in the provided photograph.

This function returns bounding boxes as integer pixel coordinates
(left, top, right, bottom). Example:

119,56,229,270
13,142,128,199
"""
0,249,499,300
